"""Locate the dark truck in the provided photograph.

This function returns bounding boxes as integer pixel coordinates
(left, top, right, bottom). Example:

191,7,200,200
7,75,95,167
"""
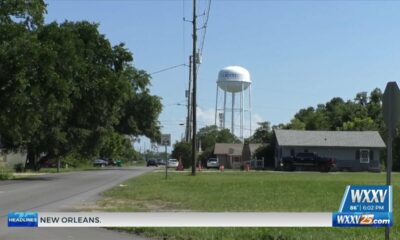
281,152,335,172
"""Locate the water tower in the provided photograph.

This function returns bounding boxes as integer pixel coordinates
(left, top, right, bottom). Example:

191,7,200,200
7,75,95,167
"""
214,66,252,141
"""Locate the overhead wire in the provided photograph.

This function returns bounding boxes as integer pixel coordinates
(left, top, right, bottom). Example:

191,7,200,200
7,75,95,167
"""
150,63,188,76
196,0,211,73
199,0,212,55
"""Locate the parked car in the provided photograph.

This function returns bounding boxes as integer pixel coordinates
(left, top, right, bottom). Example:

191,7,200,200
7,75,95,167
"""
93,159,108,167
107,159,117,166
281,152,335,172
147,159,158,167
40,159,58,168
167,159,179,168
206,158,219,169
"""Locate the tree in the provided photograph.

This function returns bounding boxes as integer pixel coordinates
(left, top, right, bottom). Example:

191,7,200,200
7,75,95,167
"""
342,117,378,131
171,141,192,168
355,92,368,106
0,8,51,167
197,125,239,166
247,121,273,143
197,125,238,151
0,3,162,169
0,0,46,29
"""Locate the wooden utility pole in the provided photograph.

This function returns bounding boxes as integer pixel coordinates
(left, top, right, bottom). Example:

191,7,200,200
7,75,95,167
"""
191,0,197,176
185,55,192,143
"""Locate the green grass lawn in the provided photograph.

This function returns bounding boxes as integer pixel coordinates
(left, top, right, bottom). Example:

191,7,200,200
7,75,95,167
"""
95,171,400,240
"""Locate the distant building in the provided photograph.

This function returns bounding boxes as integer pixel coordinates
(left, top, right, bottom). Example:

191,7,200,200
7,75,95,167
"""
214,143,243,169
274,130,386,172
242,143,262,161
0,137,26,169
0,150,27,169
214,143,263,169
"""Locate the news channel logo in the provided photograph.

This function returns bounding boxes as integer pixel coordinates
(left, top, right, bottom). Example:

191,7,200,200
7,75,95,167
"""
333,212,392,227
8,212,38,227
333,185,392,227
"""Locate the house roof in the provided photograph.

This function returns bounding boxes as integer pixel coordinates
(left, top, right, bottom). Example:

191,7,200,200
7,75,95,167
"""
274,130,386,148
248,144,263,153
214,143,243,156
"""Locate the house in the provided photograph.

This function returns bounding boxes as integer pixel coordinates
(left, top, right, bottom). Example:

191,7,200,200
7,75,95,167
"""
0,150,27,169
274,129,386,172
242,143,262,161
214,143,263,169
214,143,243,169
0,138,27,169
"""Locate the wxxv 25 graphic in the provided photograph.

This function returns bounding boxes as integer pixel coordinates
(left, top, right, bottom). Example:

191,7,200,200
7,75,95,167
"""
333,185,392,227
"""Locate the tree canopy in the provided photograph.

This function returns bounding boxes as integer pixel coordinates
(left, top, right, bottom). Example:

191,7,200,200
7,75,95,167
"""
278,88,383,132
0,1,161,168
195,125,239,166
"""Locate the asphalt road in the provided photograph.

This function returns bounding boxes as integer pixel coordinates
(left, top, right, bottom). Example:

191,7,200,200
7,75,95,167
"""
0,167,154,240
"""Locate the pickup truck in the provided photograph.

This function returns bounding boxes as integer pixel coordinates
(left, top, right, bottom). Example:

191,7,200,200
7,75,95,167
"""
281,152,335,172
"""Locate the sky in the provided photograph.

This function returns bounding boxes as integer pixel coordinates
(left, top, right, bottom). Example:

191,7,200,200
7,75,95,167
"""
45,0,400,152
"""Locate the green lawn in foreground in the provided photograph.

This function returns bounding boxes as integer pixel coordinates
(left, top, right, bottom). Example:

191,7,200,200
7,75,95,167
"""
98,171,400,240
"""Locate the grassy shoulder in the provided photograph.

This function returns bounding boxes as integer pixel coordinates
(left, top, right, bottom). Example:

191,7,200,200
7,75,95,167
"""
91,171,399,240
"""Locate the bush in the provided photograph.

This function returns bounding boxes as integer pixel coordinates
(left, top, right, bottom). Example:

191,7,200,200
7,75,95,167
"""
0,166,12,180
14,163,25,173
62,153,91,168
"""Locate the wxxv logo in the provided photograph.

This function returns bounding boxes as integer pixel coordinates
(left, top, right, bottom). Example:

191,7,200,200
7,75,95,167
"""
332,185,392,227
333,213,392,227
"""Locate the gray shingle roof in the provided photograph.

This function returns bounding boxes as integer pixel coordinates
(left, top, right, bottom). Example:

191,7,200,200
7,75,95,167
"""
275,130,386,148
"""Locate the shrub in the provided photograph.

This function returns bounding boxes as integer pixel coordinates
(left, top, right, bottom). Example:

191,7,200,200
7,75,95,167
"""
0,166,12,180
14,163,24,173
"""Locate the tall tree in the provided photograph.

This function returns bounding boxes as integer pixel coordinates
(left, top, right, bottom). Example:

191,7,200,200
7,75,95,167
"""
0,3,162,169
171,141,192,168
0,0,46,29
247,121,273,143
196,125,239,166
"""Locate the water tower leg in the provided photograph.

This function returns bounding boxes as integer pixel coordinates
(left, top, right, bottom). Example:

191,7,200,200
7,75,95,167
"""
223,91,227,129
249,85,252,136
215,86,219,127
231,93,235,135
240,83,244,141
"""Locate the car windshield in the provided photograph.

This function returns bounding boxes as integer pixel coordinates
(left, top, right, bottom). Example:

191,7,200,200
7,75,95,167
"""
208,159,217,162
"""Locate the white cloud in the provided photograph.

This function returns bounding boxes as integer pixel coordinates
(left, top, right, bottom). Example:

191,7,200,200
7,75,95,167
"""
196,107,216,127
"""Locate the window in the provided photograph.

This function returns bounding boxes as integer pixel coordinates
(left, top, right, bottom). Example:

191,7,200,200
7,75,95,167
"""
360,149,370,164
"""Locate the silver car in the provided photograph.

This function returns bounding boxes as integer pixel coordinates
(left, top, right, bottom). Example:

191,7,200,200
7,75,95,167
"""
167,159,179,168
206,158,219,169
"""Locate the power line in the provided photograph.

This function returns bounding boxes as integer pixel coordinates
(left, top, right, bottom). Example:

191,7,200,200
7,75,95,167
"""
196,0,212,74
182,0,187,66
199,0,212,55
150,63,188,76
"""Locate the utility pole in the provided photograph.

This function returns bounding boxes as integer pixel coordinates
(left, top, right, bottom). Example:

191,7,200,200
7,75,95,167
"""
185,55,193,143
191,0,197,176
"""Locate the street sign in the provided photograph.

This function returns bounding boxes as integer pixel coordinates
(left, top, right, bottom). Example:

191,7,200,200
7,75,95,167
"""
383,82,400,136
160,134,171,147
159,133,171,180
